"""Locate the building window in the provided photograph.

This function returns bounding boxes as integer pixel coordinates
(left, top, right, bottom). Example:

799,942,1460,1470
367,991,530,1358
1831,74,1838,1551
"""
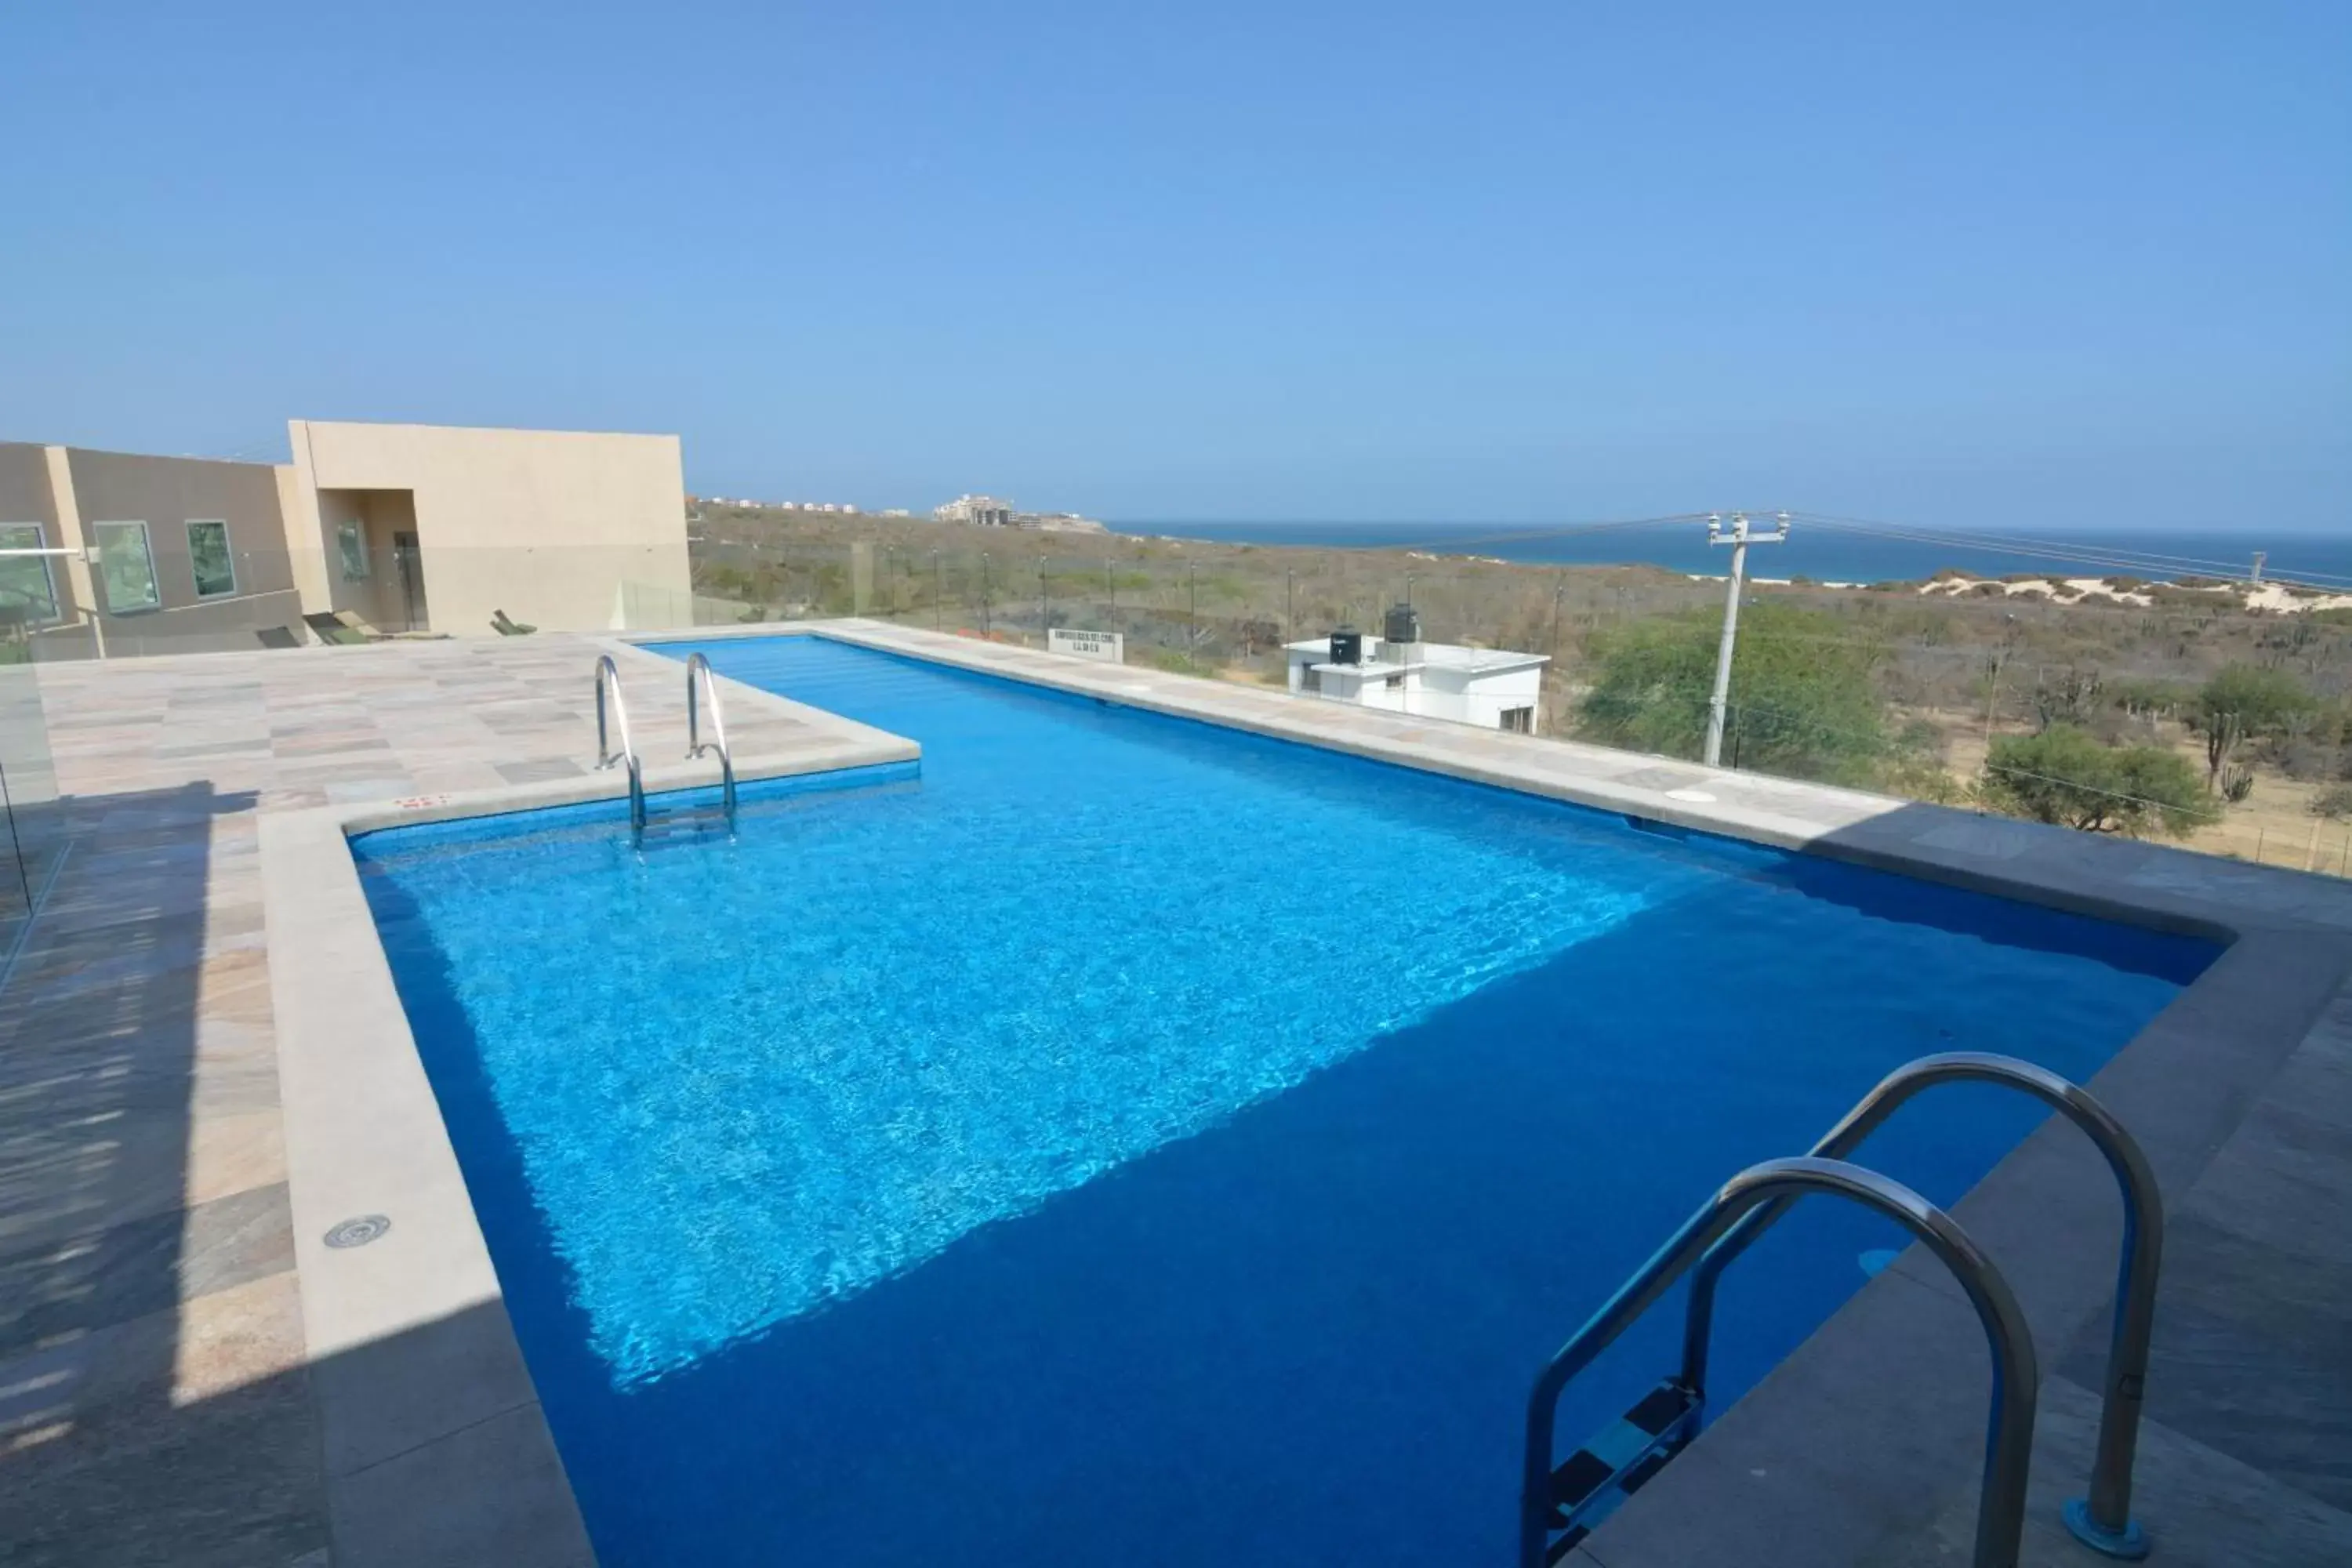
337,521,371,581
187,520,237,597
0,524,60,625
1501,706,1535,734
93,521,162,612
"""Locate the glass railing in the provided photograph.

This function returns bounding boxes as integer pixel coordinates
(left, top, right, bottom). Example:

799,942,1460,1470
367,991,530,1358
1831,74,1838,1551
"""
0,579,63,955
5,522,2345,880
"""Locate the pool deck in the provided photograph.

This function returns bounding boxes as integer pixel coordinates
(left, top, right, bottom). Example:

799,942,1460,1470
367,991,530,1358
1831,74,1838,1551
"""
2,619,2348,1566
0,633,909,1567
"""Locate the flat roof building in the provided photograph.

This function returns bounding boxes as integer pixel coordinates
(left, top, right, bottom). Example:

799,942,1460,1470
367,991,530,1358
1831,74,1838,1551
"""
935,494,1015,527
1284,606,1547,733
0,419,689,656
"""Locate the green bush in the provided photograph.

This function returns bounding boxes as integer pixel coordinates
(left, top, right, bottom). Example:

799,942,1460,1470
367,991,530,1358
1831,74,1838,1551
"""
1575,604,1888,786
2192,663,2316,779
1978,726,2209,837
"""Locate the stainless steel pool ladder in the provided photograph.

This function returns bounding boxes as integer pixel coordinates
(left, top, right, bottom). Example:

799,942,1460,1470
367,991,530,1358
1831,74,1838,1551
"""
593,655,648,846
1520,1051,2163,1568
684,652,739,828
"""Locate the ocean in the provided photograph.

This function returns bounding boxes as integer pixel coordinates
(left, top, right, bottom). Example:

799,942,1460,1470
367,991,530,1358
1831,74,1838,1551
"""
1105,520,2352,590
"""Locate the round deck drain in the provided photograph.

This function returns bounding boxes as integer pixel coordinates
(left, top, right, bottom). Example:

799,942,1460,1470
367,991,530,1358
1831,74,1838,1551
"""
325,1214,392,1250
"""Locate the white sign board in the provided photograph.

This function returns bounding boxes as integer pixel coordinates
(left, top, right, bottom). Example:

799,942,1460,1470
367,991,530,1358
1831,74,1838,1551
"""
1048,628,1123,663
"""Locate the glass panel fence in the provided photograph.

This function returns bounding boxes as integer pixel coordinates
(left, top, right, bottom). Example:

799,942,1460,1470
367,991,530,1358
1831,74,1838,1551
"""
0,522,2341,879
0,578,61,956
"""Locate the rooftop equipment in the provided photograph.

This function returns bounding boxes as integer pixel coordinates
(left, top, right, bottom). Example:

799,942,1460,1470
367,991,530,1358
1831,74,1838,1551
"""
1328,626,1363,666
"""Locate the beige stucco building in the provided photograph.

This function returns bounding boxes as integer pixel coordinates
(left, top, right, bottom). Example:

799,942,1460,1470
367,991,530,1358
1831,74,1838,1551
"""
0,419,689,657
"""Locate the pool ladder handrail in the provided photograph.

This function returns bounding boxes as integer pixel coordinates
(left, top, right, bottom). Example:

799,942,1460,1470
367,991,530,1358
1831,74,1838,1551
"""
593,655,647,846
1682,1051,2161,1560
1520,1156,2036,1568
1522,1051,2165,1568
684,652,739,828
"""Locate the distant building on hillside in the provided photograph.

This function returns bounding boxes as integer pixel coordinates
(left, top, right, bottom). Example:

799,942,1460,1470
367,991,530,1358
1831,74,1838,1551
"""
1283,604,1546,733
935,494,1016,527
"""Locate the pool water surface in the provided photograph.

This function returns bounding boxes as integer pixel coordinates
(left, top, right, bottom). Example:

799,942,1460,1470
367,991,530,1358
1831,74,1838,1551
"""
354,635,2213,1566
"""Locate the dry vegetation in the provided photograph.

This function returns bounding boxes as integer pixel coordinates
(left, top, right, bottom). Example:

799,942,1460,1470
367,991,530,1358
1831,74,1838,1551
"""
688,506,2352,872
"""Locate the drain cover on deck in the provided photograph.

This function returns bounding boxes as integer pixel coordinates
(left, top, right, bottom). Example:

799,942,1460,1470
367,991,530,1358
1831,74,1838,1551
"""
325,1214,392,1250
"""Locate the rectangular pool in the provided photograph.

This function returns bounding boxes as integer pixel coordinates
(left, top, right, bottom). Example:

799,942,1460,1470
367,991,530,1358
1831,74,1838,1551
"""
353,634,2215,1566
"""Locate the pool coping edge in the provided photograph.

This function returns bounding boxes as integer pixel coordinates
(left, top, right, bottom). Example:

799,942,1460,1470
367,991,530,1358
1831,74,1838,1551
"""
263,634,920,1568
265,620,2352,1566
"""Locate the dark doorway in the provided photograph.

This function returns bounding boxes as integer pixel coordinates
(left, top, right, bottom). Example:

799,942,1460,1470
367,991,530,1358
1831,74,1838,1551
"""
390,531,430,632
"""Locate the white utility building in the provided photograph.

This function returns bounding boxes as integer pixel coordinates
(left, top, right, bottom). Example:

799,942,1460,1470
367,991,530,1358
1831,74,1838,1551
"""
1283,606,1548,732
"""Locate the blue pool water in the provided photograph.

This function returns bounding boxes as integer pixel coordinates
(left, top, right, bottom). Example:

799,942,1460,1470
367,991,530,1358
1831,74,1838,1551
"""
354,635,2215,1566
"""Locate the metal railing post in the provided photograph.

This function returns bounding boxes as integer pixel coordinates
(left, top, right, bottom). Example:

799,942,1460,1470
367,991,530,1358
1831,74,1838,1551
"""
1523,1156,2035,1568
592,655,645,845
684,652,738,827
1678,1051,2159,1559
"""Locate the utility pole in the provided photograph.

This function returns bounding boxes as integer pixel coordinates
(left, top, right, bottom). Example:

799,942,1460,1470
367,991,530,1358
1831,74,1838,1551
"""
931,551,942,632
1285,568,1294,644
980,553,991,638
1702,512,1789,768
1548,579,1564,734
1038,556,1047,644
1187,561,1199,666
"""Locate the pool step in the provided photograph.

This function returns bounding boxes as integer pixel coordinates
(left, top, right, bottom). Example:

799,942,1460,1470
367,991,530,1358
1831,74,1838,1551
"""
1544,1379,1701,1562
633,806,736,848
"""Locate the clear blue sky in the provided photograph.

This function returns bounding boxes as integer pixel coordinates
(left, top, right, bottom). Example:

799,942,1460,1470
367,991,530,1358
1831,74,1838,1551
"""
3,2,2345,528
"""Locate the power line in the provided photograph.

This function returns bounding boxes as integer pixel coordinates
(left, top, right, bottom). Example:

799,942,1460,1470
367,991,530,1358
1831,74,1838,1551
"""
1788,512,2352,591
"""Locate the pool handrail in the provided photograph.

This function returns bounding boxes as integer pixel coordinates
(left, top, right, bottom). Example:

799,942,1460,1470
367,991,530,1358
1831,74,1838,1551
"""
1519,1156,2036,1568
684,652,739,827
593,654,647,845
1678,1051,2160,1558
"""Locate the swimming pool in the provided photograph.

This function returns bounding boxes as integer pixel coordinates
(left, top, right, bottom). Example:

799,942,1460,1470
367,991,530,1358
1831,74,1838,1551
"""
354,634,2215,1566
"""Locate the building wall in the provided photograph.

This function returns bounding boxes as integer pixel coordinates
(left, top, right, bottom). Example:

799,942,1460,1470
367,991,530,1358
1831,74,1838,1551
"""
64,447,297,604
0,443,73,624
288,419,689,636
0,443,64,541
2,444,304,655
1431,665,1544,730
1285,637,1544,730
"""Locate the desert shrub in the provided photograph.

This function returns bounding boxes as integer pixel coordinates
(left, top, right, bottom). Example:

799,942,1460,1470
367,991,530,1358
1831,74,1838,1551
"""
1978,726,2209,837
2312,785,2352,821
1575,603,1889,786
2109,678,2194,720
2031,666,2104,731
2191,664,2317,779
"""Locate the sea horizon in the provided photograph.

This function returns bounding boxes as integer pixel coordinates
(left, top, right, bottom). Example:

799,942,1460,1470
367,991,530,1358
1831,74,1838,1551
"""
1101,519,2352,589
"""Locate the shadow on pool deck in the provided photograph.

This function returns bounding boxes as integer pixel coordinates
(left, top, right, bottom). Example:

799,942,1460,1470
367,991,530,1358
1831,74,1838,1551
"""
0,781,330,1567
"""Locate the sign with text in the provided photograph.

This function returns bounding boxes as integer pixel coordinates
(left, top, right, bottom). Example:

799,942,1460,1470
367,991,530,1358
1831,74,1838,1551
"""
1048,628,1123,663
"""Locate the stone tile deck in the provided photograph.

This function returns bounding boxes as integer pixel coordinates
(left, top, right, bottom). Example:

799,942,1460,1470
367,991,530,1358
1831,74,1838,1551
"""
0,633,902,1566
2,621,2347,1566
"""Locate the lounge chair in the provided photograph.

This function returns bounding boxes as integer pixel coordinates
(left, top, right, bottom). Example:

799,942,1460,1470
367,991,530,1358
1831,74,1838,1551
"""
301,612,370,646
491,608,538,636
